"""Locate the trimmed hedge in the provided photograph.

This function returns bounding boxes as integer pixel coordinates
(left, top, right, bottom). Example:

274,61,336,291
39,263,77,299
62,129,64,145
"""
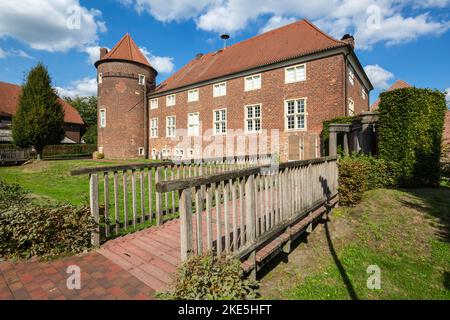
43,144,96,157
338,155,395,206
156,254,259,300
0,180,95,259
378,88,446,187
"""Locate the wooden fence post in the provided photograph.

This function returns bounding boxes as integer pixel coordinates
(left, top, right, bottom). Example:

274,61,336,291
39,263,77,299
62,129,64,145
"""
245,174,256,244
179,188,193,261
89,173,100,247
155,167,162,226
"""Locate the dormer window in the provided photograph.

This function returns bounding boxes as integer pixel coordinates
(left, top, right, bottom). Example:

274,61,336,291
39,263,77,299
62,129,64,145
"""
138,74,146,85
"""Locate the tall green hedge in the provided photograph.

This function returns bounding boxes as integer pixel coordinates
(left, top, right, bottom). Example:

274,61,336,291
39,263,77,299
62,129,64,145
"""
378,88,446,187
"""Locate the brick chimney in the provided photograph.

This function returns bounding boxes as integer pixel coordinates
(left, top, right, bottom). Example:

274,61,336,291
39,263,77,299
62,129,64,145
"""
341,34,355,49
100,47,109,59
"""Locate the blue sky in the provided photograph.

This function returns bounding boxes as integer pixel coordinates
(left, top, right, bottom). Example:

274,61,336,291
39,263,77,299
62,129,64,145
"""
0,0,449,106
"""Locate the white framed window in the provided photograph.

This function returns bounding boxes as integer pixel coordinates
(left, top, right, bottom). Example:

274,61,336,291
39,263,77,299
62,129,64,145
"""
98,73,103,84
98,146,104,153
162,149,171,159
138,74,146,85
187,112,200,136
285,64,306,83
138,147,145,156
348,98,355,116
362,89,366,100
166,94,176,106
245,104,262,133
187,149,194,158
213,82,227,97
188,89,199,102
150,98,158,109
348,68,355,85
150,118,158,138
244,74,261,91
175,148,184,158
151,149,157,160
213,109,227,135
285,98,307,131
166,116,176,137
99,109,106,128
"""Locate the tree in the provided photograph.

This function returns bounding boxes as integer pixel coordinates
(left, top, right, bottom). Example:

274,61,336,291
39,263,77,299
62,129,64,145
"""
12,63,65,159
65,96,97,145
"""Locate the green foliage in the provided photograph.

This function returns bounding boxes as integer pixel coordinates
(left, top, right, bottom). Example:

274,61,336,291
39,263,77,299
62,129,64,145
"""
322,116,354,155
378,88,446,187
0,180,29,210
93,151,105,159
43,144,97,158
338,155,395,206
65,96,97,145
12,63,65,157
157,254,259,300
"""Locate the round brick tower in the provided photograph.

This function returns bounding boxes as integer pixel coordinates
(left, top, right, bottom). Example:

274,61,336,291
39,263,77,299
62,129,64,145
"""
95,34,157,159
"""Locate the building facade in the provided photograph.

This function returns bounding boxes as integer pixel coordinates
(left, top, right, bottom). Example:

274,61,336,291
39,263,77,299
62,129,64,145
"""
96,20,372,161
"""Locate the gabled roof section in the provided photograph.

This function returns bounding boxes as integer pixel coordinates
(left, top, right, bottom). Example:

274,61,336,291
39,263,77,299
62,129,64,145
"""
0,81,84,125
154,19,348,94
95,34,152,69
370,80,412,110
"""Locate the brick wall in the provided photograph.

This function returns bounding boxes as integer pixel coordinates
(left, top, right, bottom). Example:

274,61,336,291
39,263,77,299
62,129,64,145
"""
444,110,450,156
97,61,156,159
148,54,348,161
346,63,370,115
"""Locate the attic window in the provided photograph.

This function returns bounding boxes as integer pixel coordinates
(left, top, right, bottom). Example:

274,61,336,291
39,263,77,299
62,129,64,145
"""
138,74,146,85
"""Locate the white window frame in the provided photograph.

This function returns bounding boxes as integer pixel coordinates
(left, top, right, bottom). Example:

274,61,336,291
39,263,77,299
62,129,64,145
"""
99,109,106,128
166,94,176,107
166,116,176,138
285,64,306,84
348,68,355,86
187,112,200,137
213,82,227,97
150,117,158,138
348,98,355,116
244,74,261,91
150,98,158,110
213,108,227,136
98,73,103,84
362,88,366,100
187,89,199,102
187,148,194,158
138,74,146,85
174,148,184,158
162,149,171,159
245,104,262,134
151,149,157,160
284,98,307,132
138,147,145,156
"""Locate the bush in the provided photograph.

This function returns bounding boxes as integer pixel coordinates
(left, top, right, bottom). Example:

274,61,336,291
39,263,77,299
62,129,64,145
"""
0,180,29,210
93,151,104,159
156,254,259,300
0,203,94,259
378,88,446,187
43,144,97,158
338,155,395,206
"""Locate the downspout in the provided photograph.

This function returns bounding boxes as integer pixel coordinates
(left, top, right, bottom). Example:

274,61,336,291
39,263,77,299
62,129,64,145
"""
143,81,148,159
343,48,350,117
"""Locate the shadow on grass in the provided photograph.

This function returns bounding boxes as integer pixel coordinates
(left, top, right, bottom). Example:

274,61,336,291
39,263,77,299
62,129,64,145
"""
397,187,450,243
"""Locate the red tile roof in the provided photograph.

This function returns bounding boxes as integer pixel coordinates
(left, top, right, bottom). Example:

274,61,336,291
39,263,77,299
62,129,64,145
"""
370,80,412,110
154,19,348,94
0,81,84,125
95,34,153,69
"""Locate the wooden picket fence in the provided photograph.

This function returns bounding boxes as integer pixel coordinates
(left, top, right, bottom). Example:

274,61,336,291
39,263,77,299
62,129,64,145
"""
71,154,273,245
0,149,32,165
156,156,338,262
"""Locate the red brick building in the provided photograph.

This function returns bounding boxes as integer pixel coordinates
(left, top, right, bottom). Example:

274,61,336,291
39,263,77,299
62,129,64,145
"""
96,20,373,161
0,81,84,144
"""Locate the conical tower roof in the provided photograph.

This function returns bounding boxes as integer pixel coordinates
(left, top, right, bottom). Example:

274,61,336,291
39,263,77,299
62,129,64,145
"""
95,34,153,70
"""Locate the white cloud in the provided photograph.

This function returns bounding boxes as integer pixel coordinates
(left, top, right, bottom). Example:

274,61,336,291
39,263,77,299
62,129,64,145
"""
0,0,106,52
364,64,394,89
121,0,450,50
56,77,97,98
0,48,6,59
140,47,175,74
259,16,296,34
445,88,450,107
0,47,34,59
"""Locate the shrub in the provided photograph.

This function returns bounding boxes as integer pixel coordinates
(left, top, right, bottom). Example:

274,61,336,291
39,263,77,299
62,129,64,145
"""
378,88,446,187
93,151,104,159
43,144,97,158
156,254,259,300
338,155,395,206
0,203,94,259
0,180,29,210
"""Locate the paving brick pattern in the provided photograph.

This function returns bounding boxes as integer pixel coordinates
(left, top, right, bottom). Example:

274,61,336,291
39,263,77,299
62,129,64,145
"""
0,251,155,300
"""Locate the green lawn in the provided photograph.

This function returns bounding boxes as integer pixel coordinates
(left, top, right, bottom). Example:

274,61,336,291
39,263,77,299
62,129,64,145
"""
261,188,450,300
